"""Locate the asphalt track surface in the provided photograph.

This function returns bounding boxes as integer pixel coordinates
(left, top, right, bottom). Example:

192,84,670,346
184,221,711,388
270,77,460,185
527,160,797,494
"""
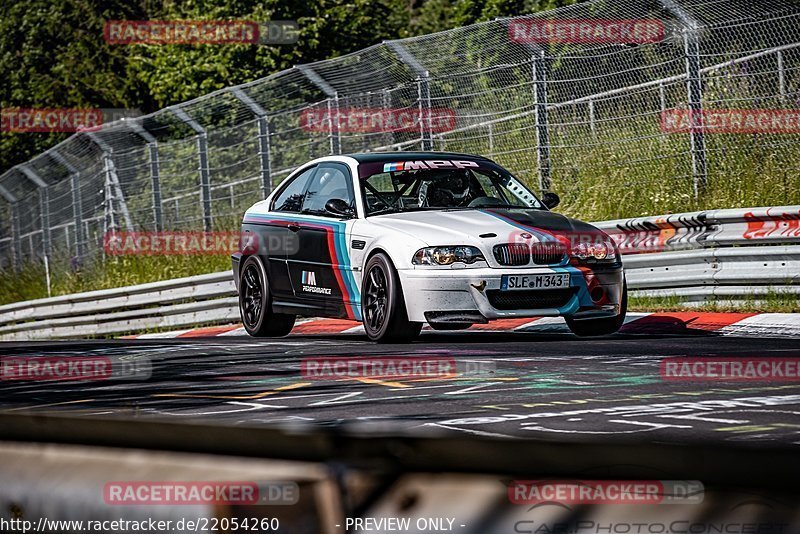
2,328,800,447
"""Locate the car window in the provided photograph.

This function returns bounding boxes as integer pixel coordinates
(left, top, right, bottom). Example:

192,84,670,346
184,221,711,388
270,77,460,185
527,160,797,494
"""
471,172,529,207
301,163,355,216
272,166,316,212
361,166,541,214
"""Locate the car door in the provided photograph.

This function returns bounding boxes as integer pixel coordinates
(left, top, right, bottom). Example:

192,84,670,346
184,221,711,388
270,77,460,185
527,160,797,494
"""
244,165,316,301
286,162,361,320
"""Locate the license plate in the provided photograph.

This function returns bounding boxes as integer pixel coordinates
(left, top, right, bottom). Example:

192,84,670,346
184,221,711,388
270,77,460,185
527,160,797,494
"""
501,273,570,291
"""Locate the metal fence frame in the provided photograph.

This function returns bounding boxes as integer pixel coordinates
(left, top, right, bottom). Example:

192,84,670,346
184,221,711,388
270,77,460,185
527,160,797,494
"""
1,0,799,273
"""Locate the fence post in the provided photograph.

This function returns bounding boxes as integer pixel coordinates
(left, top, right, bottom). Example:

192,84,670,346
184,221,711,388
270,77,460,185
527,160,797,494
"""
385,40,433,150
499,19,551,192
49,150,85,260
231,88,273,198
71,172,84,258
102,154,118,235
125,120,163,232
19,165,50,259
684,33,708,197
777,50,787,104
39,187,50,257
417,78,433,150
172,107,212,232
86,132,134,231
197,134,212,230
148,143,163,232
11,203,21,272
257,117,272,196
328,95,342,155
0,185,20,271
296,65,341,155
532,50,552,193
382,88,393,148
658,0,706,198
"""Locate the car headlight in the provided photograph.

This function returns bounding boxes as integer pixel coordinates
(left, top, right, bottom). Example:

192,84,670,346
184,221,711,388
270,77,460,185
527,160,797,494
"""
413,246,485,265
571,240,617,261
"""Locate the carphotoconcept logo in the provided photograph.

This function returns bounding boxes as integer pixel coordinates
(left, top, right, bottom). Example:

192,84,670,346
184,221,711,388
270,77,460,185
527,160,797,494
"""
508,18,665,44
104,20,298,45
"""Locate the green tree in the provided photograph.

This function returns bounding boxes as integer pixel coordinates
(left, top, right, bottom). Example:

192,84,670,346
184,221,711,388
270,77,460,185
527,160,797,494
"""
0,0,154,172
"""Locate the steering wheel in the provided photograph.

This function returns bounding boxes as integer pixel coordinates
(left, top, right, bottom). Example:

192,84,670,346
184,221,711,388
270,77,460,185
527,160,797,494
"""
428,187,456,207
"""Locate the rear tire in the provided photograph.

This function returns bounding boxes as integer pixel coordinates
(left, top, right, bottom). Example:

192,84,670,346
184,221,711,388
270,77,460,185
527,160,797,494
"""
566,280,627,337
239,256,296,337
362,253,422,343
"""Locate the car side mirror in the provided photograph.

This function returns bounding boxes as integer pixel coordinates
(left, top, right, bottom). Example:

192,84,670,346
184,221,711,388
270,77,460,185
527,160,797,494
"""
325,198,354,217
542,192,560,209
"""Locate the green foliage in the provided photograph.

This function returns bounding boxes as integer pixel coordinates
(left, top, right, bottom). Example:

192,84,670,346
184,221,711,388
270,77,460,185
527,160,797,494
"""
133,0,414,107
0,0,153,172
0,0,418,172
409,0,580,37
0,0,582,171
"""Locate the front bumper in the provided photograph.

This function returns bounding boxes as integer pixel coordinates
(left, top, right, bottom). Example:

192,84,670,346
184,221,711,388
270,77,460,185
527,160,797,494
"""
398,265,624,325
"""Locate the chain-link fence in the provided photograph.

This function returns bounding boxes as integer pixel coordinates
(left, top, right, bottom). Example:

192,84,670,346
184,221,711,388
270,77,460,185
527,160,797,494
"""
1,0,799,274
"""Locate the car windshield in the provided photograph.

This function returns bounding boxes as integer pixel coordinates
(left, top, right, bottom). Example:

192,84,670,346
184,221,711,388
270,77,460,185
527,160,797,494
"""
361,164,543,215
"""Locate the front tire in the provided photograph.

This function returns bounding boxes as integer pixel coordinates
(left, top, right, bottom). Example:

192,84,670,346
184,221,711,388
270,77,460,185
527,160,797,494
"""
239,256,296,337
566,280,627,337
362,253,422,343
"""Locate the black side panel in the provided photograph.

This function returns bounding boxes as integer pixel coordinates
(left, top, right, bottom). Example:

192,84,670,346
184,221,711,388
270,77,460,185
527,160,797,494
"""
240,222,294,299
286,226,348,318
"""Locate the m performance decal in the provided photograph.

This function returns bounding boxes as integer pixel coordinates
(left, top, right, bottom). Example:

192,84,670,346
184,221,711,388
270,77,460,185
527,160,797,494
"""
301,270,332,295
242,213,362,320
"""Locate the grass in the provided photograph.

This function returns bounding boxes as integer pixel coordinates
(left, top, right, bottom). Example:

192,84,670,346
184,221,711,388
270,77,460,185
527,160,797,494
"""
630,292,800,313
0,254,230,305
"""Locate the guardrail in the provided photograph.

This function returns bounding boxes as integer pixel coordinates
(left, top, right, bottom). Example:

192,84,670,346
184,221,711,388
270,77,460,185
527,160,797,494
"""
1,205,798,341
596,205,800,253
0,271,238,340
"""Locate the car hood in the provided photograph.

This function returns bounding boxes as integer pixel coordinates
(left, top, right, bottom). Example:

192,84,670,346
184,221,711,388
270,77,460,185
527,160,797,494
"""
367,208,600,246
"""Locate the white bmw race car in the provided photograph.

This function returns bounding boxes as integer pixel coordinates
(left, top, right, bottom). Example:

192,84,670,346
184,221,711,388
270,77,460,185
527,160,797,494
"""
233,152,626,342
